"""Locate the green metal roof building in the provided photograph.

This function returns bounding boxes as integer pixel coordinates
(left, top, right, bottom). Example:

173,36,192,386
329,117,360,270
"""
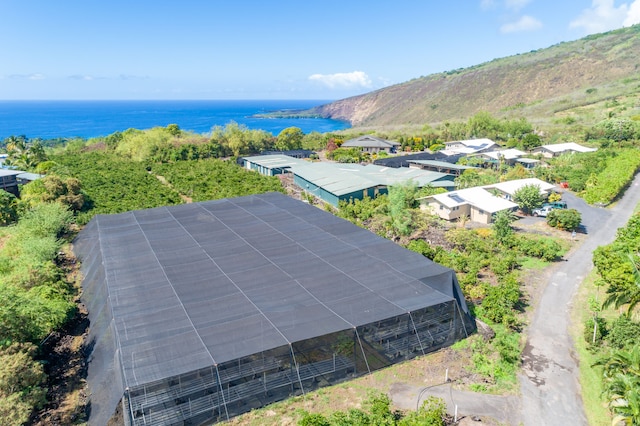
242,155,455,206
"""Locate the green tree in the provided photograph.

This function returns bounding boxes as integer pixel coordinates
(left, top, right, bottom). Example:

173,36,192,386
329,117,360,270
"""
513,184,543,215
492,210,517,244
602,253,640,317
0,190,18,226
302,131,327,150
166,123,181,136
20,175,86,212
276,127,304,151
388,181,418,237
521,133,542,151
399,397,446,426
4,137,47,171
467,111,500,139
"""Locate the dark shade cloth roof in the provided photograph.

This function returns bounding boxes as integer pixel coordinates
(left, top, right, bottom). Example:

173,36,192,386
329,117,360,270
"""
74,192,468,417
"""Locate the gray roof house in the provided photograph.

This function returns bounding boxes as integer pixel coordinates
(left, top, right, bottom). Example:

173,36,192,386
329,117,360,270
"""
341,135,401,153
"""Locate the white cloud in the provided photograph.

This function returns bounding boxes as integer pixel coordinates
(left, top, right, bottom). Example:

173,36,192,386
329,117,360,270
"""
69,74,94,81
500,15,543,33
505,0,532,11
480,0,496,10
624,0,640,25
308,71,372,89
119,74,150,80
9,73,45,80
570,0,640,34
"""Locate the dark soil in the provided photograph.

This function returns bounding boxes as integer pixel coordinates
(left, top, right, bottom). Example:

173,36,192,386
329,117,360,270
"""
31,307,89,426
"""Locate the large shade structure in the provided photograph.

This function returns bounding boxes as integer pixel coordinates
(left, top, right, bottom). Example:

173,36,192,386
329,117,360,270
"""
74,192,475,426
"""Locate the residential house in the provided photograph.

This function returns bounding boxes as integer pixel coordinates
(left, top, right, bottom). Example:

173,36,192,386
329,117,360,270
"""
341,135,400,154
484,178,556,201
441,138,496,156
0,169,22,196
472,148,527,166
532,142,597,158
419,187,518,224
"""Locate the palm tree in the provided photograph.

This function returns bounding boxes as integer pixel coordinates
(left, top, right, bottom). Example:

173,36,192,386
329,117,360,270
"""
603,253,640,317
594,345,640,425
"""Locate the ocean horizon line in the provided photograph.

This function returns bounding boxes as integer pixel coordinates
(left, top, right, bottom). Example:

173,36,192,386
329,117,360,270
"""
0,99,348,140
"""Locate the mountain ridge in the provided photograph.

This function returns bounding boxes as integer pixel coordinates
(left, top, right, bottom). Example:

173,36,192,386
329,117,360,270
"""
309,25,640,128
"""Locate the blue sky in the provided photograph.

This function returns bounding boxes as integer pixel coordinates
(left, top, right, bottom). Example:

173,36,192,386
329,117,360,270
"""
1,0,639,101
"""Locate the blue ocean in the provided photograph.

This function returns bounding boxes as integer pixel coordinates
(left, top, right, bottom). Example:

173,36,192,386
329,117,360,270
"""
0,100,350,140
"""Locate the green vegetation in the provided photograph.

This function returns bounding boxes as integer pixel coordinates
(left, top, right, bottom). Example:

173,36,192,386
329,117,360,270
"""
53,152,183,223
298,392,447,426
538,148,640,205
0,202,77,423
513,184,544,215
584,213,640,424
1,26,639,421
546,208,582,231
150,159,284,202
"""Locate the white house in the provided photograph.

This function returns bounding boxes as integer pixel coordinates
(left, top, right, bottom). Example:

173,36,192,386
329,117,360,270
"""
532,142,597,158
441,138,496,156
483,178,556,201
419,187,518,224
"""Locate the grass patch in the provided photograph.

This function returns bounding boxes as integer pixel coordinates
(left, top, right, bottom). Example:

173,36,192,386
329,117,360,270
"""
570,269,612,426
518,256,550,270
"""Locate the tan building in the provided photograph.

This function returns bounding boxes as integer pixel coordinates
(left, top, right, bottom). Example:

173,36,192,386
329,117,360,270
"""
419,187,518,224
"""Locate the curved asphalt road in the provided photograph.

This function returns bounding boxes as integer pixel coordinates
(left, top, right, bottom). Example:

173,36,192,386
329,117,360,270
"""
520,173,640,426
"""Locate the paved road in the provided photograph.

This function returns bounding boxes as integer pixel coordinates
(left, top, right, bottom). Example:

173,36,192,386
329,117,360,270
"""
390,175,640,425
520,174,640,426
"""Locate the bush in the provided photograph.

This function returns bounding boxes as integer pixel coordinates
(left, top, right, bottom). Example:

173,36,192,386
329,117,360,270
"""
546,208,581,231
0,190,18,226
606,316,640,349
0,343,47,425
400,396,446,426
478,274,521,328
18,203,73,239
515,235,563,261
583,317,607,345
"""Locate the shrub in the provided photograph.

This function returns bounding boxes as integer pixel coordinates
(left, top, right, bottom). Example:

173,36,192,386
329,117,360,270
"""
18,203,73,239
515,235,563,261
583,317,607,346
478,274,521,328
0,190,18,226
606,316,640,349
0,343,47,425
546,208,581,231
